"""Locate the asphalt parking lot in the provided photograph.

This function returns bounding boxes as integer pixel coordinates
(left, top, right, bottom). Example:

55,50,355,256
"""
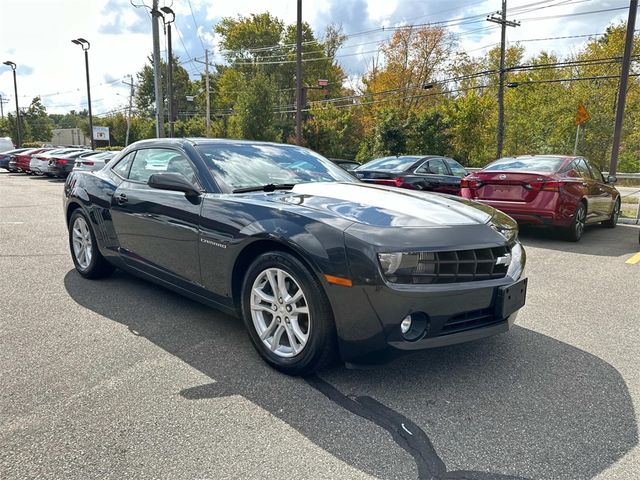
1,172,638,480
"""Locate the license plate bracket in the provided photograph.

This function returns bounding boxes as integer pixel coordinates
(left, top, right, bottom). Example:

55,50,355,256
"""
496,277,528,318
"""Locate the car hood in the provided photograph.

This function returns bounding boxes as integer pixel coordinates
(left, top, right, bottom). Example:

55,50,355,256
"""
244,182,499,228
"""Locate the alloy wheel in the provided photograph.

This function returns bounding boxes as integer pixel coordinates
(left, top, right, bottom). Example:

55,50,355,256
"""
250,268,310,358
72,216,93,270
575,205,586,238
612,201,620,224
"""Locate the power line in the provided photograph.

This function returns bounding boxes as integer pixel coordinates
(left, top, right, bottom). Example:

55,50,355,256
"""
272,55,639,111
186,0,208,54
518,5,630,22
508,72,640,86
215,0,567,56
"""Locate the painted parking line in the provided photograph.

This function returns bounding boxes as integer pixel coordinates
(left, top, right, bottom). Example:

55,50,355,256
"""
626,252,640,265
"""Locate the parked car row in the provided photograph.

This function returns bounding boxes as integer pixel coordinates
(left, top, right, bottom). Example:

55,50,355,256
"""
2,143,621,243
353,153,620,242
0,146,118,177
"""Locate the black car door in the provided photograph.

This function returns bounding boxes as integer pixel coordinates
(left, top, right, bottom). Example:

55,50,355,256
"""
413,158,460,194
110,147,203,285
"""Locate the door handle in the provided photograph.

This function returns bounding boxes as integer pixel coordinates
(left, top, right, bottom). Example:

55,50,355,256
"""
116,193,128,205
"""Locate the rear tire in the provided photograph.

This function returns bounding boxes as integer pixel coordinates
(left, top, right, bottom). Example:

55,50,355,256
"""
602,198,620,228
241,251,337,376
68,209,115,279
565,202,586,242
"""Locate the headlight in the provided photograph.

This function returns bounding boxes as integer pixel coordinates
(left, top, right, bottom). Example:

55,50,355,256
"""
491,224,518,245
378,252,420,276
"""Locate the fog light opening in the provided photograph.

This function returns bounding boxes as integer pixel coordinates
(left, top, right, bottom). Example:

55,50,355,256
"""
400,312,429,341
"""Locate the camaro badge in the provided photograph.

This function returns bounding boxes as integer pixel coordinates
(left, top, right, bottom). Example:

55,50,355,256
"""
496,253,512,266
200,237,227,249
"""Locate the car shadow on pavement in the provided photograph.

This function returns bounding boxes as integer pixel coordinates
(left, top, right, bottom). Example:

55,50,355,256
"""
519,224,639,257
64,269,637,480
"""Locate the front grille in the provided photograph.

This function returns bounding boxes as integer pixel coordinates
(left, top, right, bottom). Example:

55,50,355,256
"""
439,307,503,335
392,246,510,284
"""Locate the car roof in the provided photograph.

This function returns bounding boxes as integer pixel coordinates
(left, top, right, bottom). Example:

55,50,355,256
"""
126,138,310,150
512,154,578,160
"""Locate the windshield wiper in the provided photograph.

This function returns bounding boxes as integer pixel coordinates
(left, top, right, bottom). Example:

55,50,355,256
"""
232,183,296,193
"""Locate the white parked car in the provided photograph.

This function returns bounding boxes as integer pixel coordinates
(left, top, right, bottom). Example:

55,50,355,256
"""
30,148,88,175
73,151,118,172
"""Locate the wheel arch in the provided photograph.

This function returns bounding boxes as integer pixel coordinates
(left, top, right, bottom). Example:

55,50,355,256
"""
230,238,327,314
66,201,83,227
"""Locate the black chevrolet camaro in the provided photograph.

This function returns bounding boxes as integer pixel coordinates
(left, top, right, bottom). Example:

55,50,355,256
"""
64,138,527,375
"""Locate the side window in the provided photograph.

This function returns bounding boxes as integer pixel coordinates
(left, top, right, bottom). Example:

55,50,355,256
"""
112,151,136,178
414,161,430,174
575,159,594,180
583,159,603,181
444,158,468,177
427,159,448,175
129,148,199,186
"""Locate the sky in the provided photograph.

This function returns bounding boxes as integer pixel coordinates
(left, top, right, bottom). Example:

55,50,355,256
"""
0,0,634,116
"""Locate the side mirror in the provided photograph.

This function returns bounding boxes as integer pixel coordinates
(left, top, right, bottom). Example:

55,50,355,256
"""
148,172,200,196
607,175,617,184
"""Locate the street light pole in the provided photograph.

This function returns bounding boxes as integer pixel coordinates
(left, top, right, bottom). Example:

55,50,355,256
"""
161,6,175,138
71,38,94,149
3,61,21,147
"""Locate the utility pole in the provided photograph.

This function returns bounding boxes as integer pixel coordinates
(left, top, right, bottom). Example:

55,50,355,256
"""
151,0,164,137
3,61,22,147
161,6,175,137
295,0,303,145
205,49,210,136
123,75,134,146
610,0,638,176
487,1,519,159
0,95,8,119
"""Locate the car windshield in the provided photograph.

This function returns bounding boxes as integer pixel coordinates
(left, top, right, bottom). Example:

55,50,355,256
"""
484,156,565,172
196,142,356,190
357,156,420,172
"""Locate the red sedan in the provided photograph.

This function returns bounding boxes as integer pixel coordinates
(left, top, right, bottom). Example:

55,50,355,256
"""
460,155,620,241
11,148,53,173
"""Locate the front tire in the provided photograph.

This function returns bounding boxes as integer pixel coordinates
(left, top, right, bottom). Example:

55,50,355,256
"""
241,251,337,376
602,198,620,228
68,209,115,279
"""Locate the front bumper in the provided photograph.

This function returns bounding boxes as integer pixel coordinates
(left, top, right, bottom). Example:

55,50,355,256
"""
464,194,572,227
327,241,526,363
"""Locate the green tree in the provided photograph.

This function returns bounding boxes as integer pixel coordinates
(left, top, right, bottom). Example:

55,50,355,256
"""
405,110,451,155
135,55,195,122
364,109,407,158
229,72,278,141
303,103,362,159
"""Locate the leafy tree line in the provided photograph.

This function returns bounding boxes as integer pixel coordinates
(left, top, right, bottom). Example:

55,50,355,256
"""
1,17,638,172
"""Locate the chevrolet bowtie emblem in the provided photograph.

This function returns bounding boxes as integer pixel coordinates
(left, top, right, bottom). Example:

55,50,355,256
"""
496,253,512,266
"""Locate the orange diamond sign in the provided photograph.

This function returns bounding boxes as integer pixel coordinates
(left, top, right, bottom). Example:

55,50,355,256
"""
576,102,590,125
